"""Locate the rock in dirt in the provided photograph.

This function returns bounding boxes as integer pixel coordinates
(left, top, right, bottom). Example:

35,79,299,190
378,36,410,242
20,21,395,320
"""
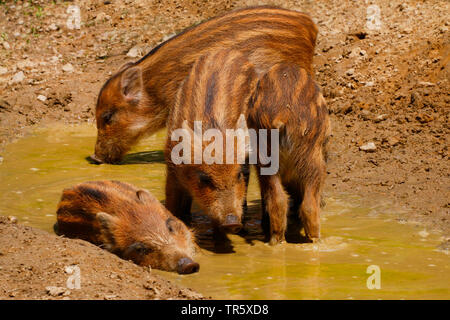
346,68,355,76
37,95,47,102
11,71,25,83
45,286,69,297
127,45,142,58
0,67,7,75
359,142,377,152
62,64,74,73
7,216,18,224
374,114,388,123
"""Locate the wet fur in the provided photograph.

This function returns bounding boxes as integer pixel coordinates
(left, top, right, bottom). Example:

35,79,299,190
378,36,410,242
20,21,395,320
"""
55,180,197,272
94,6,317,163
248,64,331,244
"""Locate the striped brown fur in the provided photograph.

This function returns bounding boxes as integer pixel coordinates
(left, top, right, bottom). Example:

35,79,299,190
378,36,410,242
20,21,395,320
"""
55,180,199,274
248,63,331,244
92,6,317,163
165,49,257,234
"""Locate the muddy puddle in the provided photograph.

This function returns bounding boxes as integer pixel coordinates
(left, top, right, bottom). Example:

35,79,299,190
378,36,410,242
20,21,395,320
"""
0,124,448,299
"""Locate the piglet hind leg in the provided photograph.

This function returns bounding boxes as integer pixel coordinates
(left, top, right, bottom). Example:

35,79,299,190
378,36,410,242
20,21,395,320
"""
258,173,288,245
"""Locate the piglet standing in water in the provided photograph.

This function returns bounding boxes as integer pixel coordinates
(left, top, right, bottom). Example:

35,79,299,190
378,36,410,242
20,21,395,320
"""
165,49,257,235
54,180,199,274
248,64,331,244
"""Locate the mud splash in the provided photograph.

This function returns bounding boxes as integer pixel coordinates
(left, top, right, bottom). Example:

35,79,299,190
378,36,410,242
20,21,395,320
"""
0,124,448,299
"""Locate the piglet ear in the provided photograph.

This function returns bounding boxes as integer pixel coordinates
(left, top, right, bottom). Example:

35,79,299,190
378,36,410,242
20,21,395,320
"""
120,66,143,104
96,212,119,249
136,189,157,203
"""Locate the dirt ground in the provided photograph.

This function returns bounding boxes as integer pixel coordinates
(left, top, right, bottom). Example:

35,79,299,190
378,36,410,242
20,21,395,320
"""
0,0,448,299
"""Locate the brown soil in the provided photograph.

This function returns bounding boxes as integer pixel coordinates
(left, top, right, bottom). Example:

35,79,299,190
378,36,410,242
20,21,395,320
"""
0,0,448,299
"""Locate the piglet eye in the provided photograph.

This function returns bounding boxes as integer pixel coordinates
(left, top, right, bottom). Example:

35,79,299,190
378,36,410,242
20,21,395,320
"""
101,110,115,125
166,218,175,233
198,171,214,188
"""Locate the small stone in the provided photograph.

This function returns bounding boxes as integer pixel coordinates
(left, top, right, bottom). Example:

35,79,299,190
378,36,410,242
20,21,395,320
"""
0,156,3,164
37,95,47,102
62,63,74,73
0,67,7,75
374,114,388,123
48,23,58,31
2,42,10,50
346,68,355,76
126,45,142,58
359,142,377,152
365,81,374,86
418,81,435,87
11,71,25,83
7,216,18,224
45,286,67,297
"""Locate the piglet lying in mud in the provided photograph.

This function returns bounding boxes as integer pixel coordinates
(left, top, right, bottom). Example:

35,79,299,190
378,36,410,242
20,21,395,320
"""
54,180,199,274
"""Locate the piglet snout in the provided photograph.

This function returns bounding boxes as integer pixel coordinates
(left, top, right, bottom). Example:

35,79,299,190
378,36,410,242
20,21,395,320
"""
177,257,200,274
220,214,242,234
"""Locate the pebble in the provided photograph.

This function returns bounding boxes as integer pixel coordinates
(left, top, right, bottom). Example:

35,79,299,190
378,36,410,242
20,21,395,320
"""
48,23,58,31
45,286,68,297
2,42,10,50
359,142,377,152
0,156,3,164
37,95,47,102
346,68,355,76
418,81,435,87
62,63,74,73
0,67,7,75
11,71,25,83
126,45,142,58
7,216,18,224
374,114,388,123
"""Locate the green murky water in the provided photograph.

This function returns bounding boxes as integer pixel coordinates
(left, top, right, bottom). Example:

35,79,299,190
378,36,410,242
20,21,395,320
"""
0,124,448,299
